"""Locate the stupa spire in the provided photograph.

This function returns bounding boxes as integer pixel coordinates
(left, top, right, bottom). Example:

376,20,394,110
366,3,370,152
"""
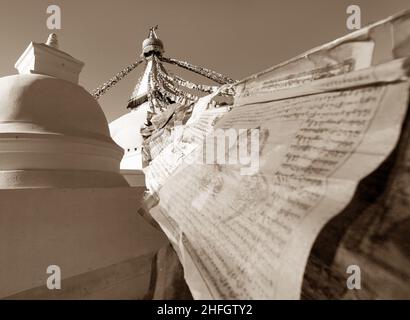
91,26,236,103
45,33,59,49
149,25,159,38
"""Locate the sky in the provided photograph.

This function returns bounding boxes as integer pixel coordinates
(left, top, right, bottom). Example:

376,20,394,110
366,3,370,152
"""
0,0,409,122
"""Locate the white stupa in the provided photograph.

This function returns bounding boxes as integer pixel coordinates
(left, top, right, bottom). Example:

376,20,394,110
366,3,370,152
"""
0,36,126,188
106,27,235,172
0,34,167,299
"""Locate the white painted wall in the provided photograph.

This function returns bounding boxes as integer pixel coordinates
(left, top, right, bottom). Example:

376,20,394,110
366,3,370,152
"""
0,186,167,298
109,102,150,170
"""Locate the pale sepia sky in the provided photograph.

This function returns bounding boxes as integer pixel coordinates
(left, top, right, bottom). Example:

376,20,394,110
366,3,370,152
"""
0,0,409,122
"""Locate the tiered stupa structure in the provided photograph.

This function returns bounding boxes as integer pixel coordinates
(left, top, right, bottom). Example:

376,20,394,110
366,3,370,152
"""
0,34,166,299
102,27,235,170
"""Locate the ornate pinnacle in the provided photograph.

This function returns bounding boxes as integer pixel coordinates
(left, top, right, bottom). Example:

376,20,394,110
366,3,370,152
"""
149,25,159,38
45,33,59,49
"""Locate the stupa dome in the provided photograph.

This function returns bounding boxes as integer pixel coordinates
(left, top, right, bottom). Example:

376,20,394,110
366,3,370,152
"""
0,73,127,188
0,74,111,139
109,101,150,170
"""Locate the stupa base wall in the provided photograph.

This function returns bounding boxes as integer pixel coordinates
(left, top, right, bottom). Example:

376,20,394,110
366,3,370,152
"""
0,186,168,299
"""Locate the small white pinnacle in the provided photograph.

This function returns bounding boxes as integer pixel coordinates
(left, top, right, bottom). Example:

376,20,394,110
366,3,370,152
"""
45,33,59,49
